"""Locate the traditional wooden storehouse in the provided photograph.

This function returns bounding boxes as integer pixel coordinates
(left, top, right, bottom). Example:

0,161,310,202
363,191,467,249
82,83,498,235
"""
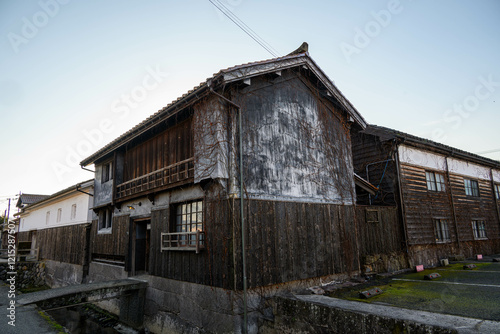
352,124,500,267
78,47,411,333
15,180,94,286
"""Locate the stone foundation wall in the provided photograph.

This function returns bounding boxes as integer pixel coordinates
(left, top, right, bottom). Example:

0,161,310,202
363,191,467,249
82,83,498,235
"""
44,260,83,288
0,261,46,289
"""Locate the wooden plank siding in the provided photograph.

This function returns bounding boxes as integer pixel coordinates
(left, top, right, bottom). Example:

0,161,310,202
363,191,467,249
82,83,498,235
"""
123,118,193,182
351,129,397,206
232,200,360,290
90,215,129,263
399,163,500,246
148,197,403,290
34,225,89,265
355,206,403,256
149,199,234,289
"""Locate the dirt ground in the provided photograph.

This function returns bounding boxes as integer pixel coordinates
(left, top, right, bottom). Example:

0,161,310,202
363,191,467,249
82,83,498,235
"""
330,256,500,322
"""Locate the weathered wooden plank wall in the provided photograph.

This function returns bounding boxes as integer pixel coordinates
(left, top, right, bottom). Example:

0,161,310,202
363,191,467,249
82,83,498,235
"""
149,198,234,289
90,215,129,262
355,206,402,256
399,163,499,245
351,129,397,206
232,200,359,290
37,224,88,265
124,118,193,182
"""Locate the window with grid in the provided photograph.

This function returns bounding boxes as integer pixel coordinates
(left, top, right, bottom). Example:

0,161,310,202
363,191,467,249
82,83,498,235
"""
434,219,450,243
464,179,480,197
425,171,446,192
472,220,486,239
174,200,204,247
495,184,500,200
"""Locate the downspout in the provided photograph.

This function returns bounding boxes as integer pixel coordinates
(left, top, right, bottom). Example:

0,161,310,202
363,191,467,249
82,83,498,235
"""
394,141,410,257
76,184,94,197
80,166,95,173
208,88,248,334
445,156,460,250
490,168,500,231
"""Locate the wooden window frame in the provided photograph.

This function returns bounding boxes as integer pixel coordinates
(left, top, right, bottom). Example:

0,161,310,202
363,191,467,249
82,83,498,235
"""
471,220,487,240
101,161,113,183
425,171,446,192
464,178,480,197
98,208,113,233
434,219,451,243
495,184,500,200
161,199,205,253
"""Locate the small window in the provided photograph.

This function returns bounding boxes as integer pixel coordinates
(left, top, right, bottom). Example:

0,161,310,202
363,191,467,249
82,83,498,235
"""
46,211,50,225
464,179,480,197
102,162,113,183
495,184,500,200
71,204,77,220
365,210,380,223
472,220,487,239
98,208,113,232
426,171,446,192
434,219,450,243
56,208,62,223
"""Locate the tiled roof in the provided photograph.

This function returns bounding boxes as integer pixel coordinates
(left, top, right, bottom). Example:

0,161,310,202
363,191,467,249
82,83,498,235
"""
80,51,366,166
16,179,93,211
364,124,500,167
16,194,49,208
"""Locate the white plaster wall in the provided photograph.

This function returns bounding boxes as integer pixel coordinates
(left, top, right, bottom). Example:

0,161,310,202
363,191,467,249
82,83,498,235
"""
398,145,446,171
398,144,500,181
493,169,500,183
19,191,92,232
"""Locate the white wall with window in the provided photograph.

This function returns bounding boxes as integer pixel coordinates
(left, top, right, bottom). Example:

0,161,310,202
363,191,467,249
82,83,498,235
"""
18,180,94,232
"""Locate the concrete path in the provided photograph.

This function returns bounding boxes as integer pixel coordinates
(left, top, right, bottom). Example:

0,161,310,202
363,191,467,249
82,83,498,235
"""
296,295,500,333
0,284,59,334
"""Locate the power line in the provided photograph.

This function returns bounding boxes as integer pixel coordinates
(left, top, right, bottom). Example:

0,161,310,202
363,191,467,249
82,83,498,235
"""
208,0,280,58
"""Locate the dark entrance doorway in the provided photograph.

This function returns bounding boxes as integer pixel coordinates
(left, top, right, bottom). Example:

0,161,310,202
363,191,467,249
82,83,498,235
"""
132,218,150,274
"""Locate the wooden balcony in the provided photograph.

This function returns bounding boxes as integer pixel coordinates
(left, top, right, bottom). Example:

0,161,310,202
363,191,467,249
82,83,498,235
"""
115,158,194,202
160,230,205,253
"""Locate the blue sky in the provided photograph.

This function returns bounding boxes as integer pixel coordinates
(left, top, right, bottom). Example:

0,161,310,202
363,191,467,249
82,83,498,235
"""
1,0,499,216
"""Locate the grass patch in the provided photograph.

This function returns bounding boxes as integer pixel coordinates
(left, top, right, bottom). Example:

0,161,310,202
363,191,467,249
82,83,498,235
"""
38,310,67,334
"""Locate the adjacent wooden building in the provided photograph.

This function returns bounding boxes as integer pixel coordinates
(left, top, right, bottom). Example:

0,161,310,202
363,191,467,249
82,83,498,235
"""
352,124,500,267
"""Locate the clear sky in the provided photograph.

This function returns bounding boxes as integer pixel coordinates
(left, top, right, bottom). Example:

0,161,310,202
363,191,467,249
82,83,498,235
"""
1,0,499,216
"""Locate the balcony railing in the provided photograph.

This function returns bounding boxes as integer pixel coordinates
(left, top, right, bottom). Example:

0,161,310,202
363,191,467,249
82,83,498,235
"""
161,230,205,253
116,158,194,201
